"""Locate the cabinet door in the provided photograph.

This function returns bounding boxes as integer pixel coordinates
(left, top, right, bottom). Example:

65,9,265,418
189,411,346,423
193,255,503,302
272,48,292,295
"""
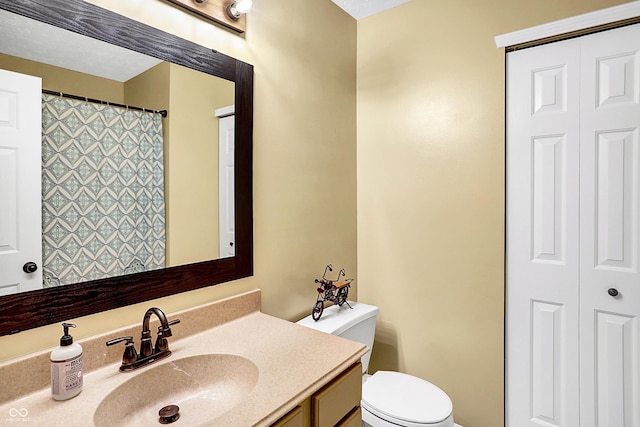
312,362,361,427
336,407,361,427
506,38,581,427
579,23,640,427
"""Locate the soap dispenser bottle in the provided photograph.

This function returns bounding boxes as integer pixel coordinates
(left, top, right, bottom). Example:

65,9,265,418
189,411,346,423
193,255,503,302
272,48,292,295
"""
50,322,83,400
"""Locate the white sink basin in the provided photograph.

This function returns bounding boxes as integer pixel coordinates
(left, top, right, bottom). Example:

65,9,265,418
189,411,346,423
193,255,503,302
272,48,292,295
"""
94,354,259,426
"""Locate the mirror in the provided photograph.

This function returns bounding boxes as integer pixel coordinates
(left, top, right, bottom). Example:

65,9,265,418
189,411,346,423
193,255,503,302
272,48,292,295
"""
0,0,253,336
0,14,236,287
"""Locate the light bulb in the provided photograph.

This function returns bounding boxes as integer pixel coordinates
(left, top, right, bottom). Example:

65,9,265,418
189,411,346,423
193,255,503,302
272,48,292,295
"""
226,0,253,20
235,0,253,14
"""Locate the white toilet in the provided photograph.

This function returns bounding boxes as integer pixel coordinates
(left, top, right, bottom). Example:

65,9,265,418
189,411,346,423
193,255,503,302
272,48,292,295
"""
297,302,460,427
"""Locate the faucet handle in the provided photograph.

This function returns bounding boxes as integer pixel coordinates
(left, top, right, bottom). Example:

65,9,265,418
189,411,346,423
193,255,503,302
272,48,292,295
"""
160,318,181,338
106,336,138,365
154,319,180,353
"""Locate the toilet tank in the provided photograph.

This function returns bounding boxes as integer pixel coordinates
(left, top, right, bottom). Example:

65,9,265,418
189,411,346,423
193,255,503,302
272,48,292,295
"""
296,302,379,373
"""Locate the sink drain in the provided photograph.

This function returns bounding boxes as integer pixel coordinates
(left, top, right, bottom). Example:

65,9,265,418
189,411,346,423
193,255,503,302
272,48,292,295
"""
159,405,180,424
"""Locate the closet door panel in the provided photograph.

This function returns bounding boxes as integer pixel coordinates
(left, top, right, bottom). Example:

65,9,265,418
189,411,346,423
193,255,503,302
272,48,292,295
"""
506,38,580,427
580,23,640,427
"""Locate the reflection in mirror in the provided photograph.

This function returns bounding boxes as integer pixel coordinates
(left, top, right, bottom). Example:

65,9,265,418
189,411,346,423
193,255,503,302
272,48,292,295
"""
0,0,253,336
0,8,235,293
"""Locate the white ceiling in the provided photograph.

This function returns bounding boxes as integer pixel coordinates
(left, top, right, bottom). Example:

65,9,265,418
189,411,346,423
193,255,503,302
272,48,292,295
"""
0,9,162,82
332,0,412,19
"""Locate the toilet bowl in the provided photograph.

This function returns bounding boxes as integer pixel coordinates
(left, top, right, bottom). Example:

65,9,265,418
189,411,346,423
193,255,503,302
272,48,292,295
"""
296,302,460,427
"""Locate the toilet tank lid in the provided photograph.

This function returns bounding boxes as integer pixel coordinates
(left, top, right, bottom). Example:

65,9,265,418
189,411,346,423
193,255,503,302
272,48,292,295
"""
296,302,379,336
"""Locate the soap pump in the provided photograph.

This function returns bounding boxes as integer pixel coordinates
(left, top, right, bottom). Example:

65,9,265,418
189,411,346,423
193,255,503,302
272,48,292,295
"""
50,322,83,400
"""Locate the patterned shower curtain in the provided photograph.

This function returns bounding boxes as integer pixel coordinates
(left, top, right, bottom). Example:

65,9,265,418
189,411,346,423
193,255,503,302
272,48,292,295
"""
41,93,165,287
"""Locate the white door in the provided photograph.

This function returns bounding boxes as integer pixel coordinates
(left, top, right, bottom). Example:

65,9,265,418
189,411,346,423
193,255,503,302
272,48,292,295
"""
507,23,640,427
216,106,235,258
579,24,640,427
506,37,581,427
0,69,42,294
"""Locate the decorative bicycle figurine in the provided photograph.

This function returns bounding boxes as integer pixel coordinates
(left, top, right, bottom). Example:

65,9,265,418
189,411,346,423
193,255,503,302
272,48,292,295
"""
312,264,353,321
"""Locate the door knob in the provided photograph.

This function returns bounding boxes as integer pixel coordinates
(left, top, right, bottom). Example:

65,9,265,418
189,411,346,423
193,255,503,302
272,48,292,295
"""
607,288,619,297
22,262,38,274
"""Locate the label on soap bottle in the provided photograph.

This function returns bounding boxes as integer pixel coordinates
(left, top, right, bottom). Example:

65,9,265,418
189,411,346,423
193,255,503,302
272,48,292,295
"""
51,354,83,396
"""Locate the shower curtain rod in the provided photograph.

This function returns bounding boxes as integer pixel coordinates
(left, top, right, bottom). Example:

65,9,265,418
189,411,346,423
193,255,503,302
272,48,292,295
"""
42,89,168,118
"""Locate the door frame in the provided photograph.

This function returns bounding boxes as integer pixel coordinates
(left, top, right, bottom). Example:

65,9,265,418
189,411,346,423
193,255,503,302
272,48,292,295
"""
495,2,640,50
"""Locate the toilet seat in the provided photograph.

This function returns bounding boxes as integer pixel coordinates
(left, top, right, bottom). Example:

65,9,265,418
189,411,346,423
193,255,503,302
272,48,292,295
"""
362,371,454,426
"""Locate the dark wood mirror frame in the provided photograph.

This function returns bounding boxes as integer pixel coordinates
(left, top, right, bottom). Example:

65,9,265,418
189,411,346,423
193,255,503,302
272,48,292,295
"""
0,0,253,336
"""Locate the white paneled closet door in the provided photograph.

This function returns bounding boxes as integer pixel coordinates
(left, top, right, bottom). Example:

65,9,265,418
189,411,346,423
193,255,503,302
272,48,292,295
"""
579,24,640,427
507,23,640,427
506,37,581,427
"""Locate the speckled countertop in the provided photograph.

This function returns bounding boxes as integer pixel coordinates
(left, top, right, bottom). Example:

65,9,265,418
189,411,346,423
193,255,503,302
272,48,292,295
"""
0,290,366,426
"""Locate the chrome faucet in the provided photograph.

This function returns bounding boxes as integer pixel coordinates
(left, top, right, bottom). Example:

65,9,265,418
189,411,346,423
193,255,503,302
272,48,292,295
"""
106,307,180,372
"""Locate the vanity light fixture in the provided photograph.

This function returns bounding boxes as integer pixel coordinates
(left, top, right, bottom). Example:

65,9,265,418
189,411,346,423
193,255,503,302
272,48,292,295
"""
226,0,253,20
165,0,249,33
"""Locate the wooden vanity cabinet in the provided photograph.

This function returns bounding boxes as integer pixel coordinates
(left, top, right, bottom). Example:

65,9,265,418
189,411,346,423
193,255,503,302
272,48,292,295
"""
272,362,362,427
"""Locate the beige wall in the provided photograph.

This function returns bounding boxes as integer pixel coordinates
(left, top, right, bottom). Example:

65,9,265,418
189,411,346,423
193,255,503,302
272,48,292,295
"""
0,0,357,364
356,1,628,427
165,63,234,265
0,53,124,102
124,61,170,115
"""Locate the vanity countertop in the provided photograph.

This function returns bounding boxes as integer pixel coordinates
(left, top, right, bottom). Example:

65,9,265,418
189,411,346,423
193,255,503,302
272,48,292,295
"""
0,290,367,426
